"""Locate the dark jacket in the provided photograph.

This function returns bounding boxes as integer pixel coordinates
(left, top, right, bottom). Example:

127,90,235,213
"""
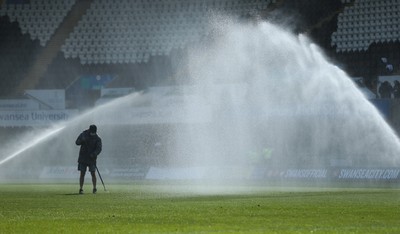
76,129,102,165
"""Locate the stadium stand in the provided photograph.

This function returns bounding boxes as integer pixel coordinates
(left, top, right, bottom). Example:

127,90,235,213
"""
332,0,400,52
61,0,275,65
1,0,400,170
0,15,42,97
0,0,76,46
0,0,277,99
0,0,398,100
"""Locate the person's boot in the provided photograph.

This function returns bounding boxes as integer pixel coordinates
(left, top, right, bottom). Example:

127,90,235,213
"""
79,189,84,194
93,188,97,194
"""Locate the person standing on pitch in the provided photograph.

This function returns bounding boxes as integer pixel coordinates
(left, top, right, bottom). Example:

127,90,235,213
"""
75,124,102,194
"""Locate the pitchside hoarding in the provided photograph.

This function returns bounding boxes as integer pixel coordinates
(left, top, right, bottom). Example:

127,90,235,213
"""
0,110,78,127
0,89,79,127
0,99,39,110
145,167,400,181
39,166,147,180
253,167,400,181
333,168,400,180
38,166,400,181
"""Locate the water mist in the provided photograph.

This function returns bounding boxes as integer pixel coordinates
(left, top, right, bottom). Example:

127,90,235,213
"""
171,19,400,174
1,18,400,186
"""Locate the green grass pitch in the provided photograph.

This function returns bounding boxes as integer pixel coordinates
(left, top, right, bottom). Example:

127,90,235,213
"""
0,182,399,233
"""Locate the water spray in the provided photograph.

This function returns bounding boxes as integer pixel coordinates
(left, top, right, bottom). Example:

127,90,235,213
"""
1,17,400,186
0,125,66,166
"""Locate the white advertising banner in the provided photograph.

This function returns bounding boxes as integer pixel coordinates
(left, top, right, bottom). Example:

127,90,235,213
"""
25,89,65,109
100,87,135,97
40,166,78,179
0,99,39,110
0,109,79,127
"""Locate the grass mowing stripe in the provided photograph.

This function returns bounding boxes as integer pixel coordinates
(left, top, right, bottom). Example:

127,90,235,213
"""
0,184,399,233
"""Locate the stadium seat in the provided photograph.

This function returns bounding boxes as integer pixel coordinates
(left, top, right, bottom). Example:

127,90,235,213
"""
0,0,77,47
332,0,400,52
60,0,274,64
